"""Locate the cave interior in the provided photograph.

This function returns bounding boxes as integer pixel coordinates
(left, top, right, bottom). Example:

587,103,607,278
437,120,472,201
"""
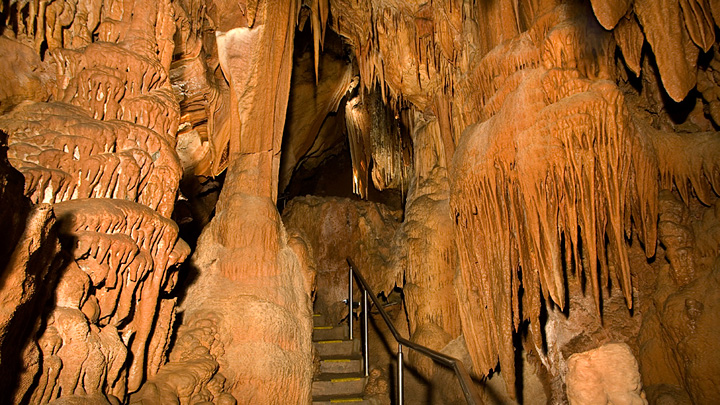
1,0,720,404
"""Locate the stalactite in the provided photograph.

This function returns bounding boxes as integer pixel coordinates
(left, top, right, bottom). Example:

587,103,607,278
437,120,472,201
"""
589,0,631,29
449,7,663,392
613,15,644,76
639,120,720,206
1,0,719,402
589,0,719,102
368,90,408,193
344,89,410,198
345,94,371,198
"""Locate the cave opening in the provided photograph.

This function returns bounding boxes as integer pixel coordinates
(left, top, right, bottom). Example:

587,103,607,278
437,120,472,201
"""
278,21,408,214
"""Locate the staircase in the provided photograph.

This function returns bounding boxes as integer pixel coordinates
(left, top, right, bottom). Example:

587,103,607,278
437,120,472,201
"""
312,313,367,404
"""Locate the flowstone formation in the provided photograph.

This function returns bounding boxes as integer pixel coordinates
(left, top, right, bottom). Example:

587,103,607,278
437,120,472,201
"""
160,1,316,403
0,129,61,404
0,0,193,402
283,195,402,324
312,0,720,402
392,113,461,378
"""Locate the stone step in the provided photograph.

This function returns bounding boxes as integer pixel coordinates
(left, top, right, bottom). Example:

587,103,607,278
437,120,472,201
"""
312,394,368,404
314,339,361,357
319,356,363,374
312,373,366,398
313,325,348,341
313,313,326,327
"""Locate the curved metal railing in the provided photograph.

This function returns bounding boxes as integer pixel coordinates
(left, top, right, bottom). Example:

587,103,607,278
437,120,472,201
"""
346,257,482,404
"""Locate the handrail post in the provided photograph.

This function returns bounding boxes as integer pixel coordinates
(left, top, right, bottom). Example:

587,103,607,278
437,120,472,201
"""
348,263,353,340
362,290,369,377
397,343,404,404
347,257,482,405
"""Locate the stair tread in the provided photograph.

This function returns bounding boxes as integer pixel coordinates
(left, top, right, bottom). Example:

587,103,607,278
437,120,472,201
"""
314,338,357,343
312,394,367,403
320,354,362,361
313,325,348,341
312,312,366,402
314,372,365,381
312,375,366,397
313,314,327,327
314,339,360,347
319,355,363,374
314,340,361,357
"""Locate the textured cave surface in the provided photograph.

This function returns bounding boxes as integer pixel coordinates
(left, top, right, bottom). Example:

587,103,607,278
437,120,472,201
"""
1,0,720,404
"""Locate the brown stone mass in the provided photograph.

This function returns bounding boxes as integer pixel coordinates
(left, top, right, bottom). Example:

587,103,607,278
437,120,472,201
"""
1,0,719,403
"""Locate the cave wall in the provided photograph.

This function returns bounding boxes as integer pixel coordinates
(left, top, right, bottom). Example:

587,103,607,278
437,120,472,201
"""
0,0,190,402
0,129,61,403
153,1,316,404
304,0,720,402
283,195,402,324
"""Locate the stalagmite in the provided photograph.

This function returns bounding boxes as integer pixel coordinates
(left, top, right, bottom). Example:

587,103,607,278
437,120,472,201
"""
566,343,647,404
168,1,316,403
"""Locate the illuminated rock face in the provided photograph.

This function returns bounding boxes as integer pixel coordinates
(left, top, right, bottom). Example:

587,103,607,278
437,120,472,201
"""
161,2,316,404
1,0,720,403
0,1,191,403
327,0,720,401
566,343,647,405
283,195,402,324
0,129,60,403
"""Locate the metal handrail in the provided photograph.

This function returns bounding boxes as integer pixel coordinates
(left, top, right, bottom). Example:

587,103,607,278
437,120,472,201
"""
346,257,483,405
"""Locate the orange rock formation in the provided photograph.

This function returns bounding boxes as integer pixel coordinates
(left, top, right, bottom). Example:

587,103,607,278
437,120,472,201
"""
1,0,719,403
